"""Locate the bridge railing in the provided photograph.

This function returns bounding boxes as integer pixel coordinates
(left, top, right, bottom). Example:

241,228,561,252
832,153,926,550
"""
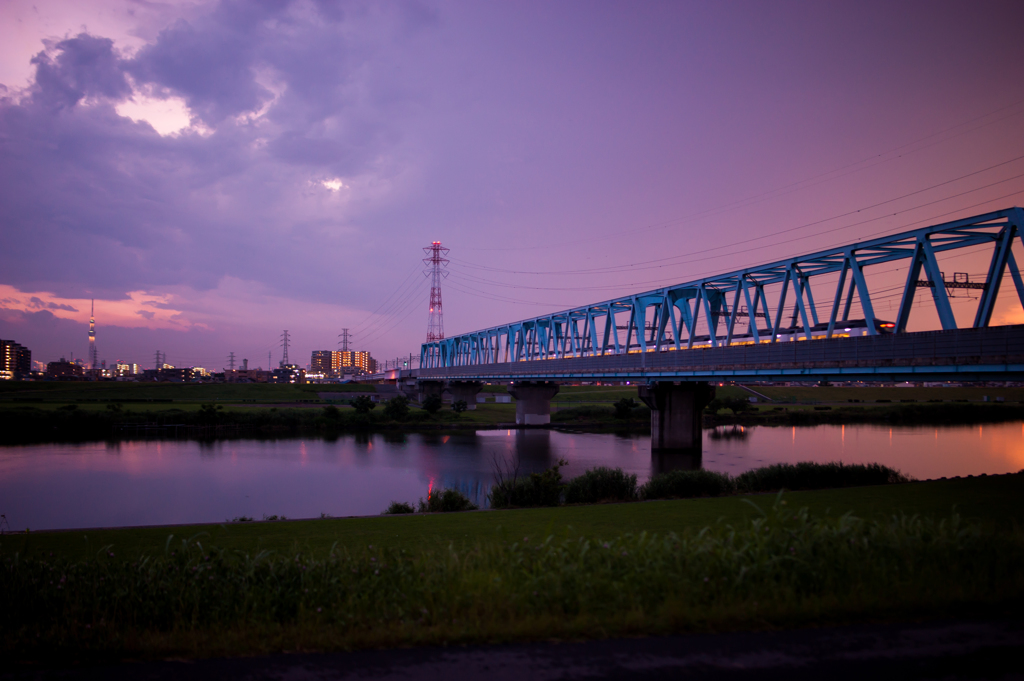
421,208,1024,369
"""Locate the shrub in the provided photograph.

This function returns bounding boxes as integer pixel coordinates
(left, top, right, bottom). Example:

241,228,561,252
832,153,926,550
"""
418,488,478,513
322,405,341,419
550,405,615,422
564,467,638,504
613,398,638,419
382,501,415,515
640,469,735,500
421,394,442,415
451,399,468,414
490,460,565,508
350,395,375,414
735,461,910,493
707,397,751,414
382,396,410,421
196,403,224,424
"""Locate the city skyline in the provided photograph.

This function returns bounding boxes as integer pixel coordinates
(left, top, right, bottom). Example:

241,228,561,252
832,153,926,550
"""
2,0,1024,368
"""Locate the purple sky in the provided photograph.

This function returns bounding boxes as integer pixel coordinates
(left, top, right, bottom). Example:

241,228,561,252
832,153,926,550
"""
2,0,1024,370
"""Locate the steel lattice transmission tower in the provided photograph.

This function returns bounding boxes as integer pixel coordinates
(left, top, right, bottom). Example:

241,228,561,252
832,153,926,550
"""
338,328,351,352
423,241,449,342
280,330,290,367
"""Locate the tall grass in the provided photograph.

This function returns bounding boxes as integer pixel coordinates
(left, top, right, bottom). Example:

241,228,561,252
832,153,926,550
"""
563,467,638,504
639,469,734,500
489,460,565,509
734,462,909,493
3,502,1021,660
418,488,477,513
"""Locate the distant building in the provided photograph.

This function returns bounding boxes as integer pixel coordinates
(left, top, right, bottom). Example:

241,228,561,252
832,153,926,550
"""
271,364,306,384
114,362,139,377
310,350,376,377
159,367,194,383
46,357,84,379
224,369,271,383
1,339,31,380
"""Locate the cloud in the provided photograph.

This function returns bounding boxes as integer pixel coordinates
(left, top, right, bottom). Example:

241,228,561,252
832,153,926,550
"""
48,302,79,312
0,0,432,312
30,33,131,110
135,309,155,320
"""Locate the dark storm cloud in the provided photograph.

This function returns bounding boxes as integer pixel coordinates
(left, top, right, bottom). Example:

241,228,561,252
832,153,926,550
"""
0,0,429,303
127,17,272,125
30,34,131,110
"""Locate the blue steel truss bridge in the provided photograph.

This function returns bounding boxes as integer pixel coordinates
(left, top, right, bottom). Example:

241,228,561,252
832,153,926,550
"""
403,208,1024,448
419,207,1024,383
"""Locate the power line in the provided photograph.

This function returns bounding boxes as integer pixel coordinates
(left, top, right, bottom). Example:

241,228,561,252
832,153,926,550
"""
462,97,1024,254
451,152,1024,278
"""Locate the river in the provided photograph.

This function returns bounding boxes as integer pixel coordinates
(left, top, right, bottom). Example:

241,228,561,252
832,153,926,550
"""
1,423,1022,531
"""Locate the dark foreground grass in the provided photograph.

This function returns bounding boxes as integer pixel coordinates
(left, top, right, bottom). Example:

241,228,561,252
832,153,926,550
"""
4,474,1022,562
3,499,1022,665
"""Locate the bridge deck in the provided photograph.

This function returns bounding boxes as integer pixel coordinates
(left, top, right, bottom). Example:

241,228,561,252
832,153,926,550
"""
412,325,1024,383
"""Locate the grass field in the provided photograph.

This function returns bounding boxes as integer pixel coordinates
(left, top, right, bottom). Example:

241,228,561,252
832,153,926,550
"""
3,474,1022,664
6,474,1020,561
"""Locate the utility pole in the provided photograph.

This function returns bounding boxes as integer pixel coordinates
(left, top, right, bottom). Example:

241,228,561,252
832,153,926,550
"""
338,328,351,352
268,351,272,370
423,241,449,342
228,352,236,371
280,330,290,367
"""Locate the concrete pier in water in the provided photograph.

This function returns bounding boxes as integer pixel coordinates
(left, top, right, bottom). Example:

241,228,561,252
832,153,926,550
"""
638,381,715,453
507,381,560,425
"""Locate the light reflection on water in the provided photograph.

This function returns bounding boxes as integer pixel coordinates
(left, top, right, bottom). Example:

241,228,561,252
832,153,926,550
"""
1,422,1022,531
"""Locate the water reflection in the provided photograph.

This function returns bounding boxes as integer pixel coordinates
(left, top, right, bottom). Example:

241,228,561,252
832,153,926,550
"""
514,429,553,468
652,450,702,473
708,425,750,441
2,423,1023,531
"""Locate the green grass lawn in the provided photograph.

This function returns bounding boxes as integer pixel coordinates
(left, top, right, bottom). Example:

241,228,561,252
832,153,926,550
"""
7,474,1020,562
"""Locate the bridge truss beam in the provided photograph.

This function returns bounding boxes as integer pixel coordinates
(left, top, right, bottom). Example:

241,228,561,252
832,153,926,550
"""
421,208,1024,370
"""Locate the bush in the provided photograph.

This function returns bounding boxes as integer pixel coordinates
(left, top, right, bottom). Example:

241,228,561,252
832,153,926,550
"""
490,460,565,509
451,399,468,414
382,396,410,421
322,405,341,419
350,395,375,414
550,405,615,422
564,467,638,504
418,488,478,513
197,403,224,424
735,461,910,493
382,501,415,515
613,398,638,419
706,397,752,414
640,469,735,500
421,394,442,415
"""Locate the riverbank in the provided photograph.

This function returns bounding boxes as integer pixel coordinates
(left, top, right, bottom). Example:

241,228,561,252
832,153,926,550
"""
4,397,1024,444
6,473,1021,559
2,474,1021,666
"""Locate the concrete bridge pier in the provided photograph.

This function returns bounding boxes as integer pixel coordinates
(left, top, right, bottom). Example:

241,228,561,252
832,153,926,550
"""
638,382,715,453
447,381,483,410
416,380,445,405
507,381,560,425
